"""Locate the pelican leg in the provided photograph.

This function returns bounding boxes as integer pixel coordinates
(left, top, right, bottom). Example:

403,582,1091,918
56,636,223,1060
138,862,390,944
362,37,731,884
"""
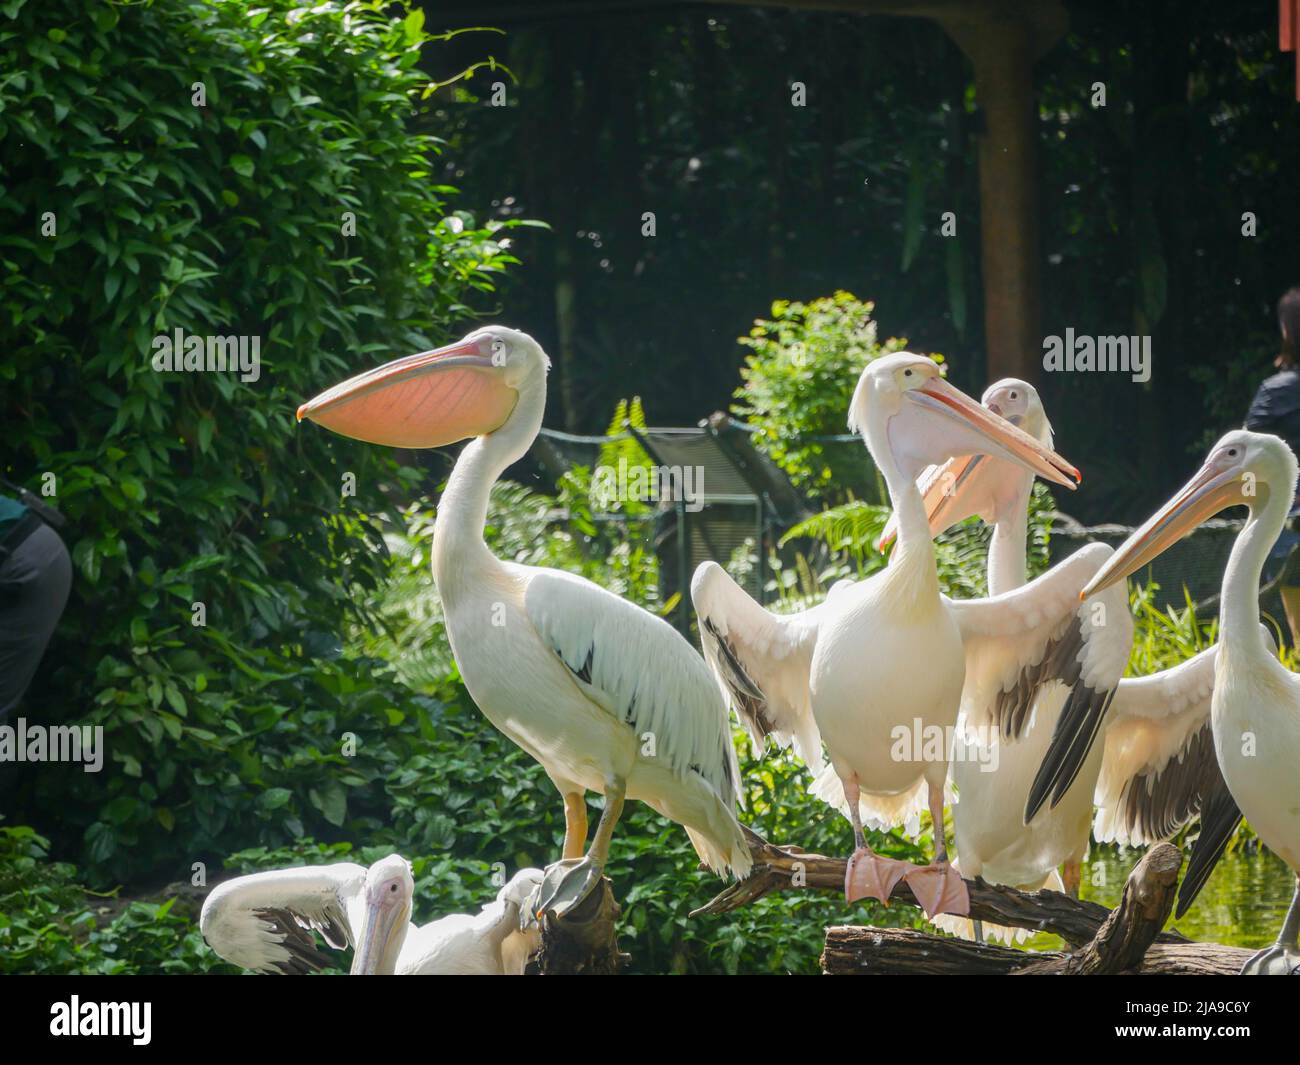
1241,874,1300,976
529,777,626,922
972,920,985,944
843,774,912,906
1062,859,1081,899
561,791,588,861
902,781,971,918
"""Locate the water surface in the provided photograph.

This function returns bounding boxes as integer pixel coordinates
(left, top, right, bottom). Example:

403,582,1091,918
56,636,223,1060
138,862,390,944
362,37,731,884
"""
1021,844,1294,953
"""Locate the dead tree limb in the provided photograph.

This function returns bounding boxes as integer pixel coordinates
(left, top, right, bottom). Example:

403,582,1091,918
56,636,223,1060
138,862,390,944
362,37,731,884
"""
526,876,628,975
695,826,1187,948
820,844,1255,975
1018,843,1180,974
821,929,1252,975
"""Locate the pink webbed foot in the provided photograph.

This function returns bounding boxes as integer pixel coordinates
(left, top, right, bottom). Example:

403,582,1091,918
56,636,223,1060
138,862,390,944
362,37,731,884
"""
904,861,971,918
845,848,912,905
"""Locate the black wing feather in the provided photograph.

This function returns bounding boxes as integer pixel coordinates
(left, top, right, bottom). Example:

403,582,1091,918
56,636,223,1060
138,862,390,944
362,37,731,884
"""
1175,768,1242,919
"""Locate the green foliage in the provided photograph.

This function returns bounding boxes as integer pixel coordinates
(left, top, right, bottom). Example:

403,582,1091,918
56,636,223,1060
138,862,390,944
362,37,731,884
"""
0,824,216,974
732,292,912,500
0,0,532,881
779,481,1056,598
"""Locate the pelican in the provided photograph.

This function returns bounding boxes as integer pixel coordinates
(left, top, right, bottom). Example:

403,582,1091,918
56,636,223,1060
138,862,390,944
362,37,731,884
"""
899,381,1242,944
1080,429,1300,975
200,856,544,974
298,327,750,920
695,354,1125,917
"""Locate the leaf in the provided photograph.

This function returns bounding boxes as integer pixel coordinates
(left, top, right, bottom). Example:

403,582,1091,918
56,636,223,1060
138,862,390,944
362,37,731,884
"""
257,787,292,812
71,538,100,582
229,154,254,178
403,7,425,44
103,797,138,825
196,415,214,454
309,782,347,827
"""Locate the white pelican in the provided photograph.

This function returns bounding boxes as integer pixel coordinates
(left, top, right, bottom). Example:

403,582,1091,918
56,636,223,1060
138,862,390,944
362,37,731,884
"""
695,354,1124,917
298,327,750,920
1080,429,1300,975
898,381,1248,944
200,856,544,974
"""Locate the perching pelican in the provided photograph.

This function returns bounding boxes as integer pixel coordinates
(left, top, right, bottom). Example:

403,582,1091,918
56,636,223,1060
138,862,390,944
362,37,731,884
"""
695,354,1119,917
896,381,1241,944
298,327,750,920
200,856,543,974
1080,429,1300,975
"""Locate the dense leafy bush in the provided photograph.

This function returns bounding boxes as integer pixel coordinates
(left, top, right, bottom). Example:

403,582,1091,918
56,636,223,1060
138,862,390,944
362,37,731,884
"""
0,0,529,881
732,291,911,500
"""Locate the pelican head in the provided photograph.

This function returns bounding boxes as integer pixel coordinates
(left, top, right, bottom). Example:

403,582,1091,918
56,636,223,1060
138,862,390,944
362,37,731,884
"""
877,377,1055,550
981,378,1050,443
297,325,549,448
1082,430,1300,599
350,854,414,975
851,354,1078,497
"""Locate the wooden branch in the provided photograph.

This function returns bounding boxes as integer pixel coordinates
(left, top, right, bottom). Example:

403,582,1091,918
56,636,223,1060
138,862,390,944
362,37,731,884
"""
695,826,1187,948
823,927,1063,974
821,929,1253,975
1018,844,1179,974
820,844,1255,975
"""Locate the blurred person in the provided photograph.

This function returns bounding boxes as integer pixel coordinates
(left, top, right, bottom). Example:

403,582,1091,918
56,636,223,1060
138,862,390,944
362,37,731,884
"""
1245,285,1300,644
0,480,71,722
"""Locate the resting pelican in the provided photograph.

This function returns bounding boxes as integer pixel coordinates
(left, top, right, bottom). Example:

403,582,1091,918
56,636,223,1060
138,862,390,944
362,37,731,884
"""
298,327,749,920
695,354,1124,917
200,856,543,974
1080,429,1300,975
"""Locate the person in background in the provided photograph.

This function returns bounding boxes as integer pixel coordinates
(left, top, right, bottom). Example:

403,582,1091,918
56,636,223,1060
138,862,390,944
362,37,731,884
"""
0,487,72,721
1245,284,1300,645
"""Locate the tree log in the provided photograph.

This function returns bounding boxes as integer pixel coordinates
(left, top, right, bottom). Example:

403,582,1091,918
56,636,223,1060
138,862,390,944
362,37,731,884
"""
819,844,1255,975
526,876,628,975
821,928,1253,975
1018,843,1180,974
694,826,1188,948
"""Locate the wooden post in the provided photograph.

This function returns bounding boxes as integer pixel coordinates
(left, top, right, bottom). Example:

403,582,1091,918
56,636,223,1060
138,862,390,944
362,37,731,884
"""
938,5,1064,384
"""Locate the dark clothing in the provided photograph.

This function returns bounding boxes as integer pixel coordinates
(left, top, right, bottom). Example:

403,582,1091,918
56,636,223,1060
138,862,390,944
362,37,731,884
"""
0,523,71,720
1246,369,1300,460
1246,369,1300,583
0,495,26,540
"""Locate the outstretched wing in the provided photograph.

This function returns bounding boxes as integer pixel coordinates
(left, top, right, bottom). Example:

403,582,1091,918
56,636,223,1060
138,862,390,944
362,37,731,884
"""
200,863,367,974
1093,644,1221,846
947,543,1133,819
1091,630,1273,919
523,567,741,804
690,560,831,772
